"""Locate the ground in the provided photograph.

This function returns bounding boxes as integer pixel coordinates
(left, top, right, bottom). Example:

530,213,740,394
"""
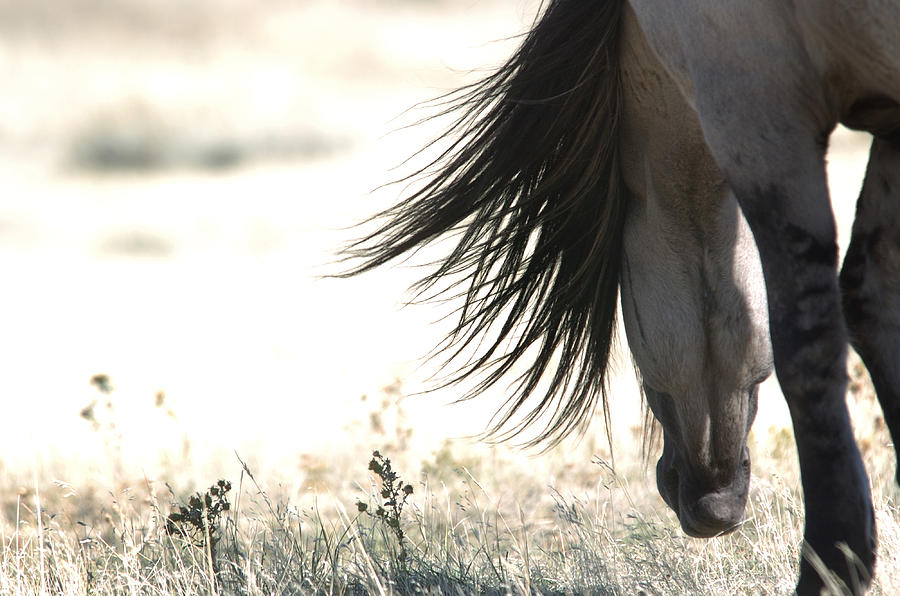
0,1,893,593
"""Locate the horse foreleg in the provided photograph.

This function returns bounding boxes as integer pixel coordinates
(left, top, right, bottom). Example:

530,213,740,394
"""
841,135,900,484
732,153,876,596
689,89,875,596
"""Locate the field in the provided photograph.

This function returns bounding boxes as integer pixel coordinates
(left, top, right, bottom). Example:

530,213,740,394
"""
1,0,897,593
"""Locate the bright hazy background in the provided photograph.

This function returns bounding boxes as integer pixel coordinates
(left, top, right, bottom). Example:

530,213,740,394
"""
0,0,871,487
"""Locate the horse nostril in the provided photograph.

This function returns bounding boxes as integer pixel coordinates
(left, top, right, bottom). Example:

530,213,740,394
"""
656,458,680,513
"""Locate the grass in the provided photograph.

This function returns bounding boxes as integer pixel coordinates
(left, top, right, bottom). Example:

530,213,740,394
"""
0,456,787,594
3,357,899,595
0,452,845,594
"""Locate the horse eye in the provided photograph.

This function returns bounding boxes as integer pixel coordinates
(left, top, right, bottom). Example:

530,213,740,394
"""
747,384,760,427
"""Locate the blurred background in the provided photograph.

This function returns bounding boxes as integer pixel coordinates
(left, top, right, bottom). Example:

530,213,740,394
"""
0,0,871,487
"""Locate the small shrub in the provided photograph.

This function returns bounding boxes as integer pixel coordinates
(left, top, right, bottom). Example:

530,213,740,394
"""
165,479,232,564
357,450,414,568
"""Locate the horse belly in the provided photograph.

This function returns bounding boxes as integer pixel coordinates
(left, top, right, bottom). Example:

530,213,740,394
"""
798,0,900,135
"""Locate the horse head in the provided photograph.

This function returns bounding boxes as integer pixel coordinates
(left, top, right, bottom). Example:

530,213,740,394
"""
619,185,773,537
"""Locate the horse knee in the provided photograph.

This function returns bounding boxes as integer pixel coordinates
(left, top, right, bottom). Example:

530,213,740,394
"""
769,300,849,403
840,137,900,357
776,353,848,408
840,240,874,344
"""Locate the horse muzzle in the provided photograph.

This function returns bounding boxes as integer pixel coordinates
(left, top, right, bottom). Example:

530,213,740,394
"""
657,444,751,538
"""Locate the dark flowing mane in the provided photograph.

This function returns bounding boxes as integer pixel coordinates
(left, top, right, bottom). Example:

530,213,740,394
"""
342,0,626,448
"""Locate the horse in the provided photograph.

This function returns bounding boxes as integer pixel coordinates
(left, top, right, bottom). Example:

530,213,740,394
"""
343,1,900,593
